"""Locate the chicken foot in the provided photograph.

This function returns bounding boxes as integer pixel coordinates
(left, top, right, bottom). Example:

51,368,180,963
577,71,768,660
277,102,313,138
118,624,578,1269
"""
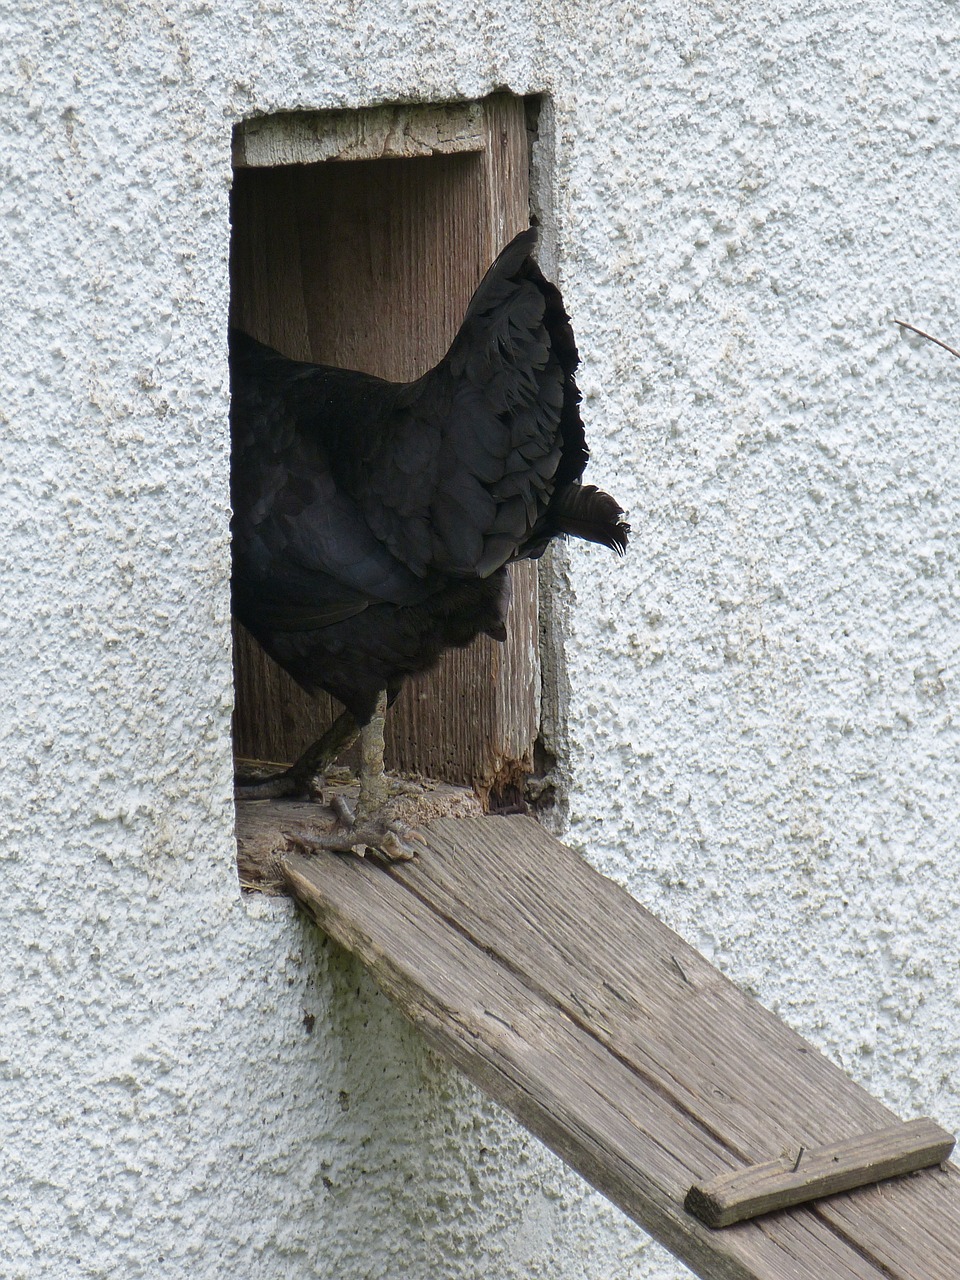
237,692,422,861
306,691,423,862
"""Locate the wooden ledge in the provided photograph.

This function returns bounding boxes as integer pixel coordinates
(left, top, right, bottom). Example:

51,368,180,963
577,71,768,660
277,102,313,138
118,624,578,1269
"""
235,802,960,1280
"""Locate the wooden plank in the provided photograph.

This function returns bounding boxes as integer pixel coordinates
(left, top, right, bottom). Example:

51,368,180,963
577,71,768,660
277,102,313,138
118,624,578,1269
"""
233,803,960,1280
391,818,960,1276
685,1119,955,1228
233,101,486,167
229,94,539,802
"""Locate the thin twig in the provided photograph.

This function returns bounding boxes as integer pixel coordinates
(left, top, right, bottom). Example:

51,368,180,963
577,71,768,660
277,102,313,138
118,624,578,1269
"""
792,1146,806,1173
894,319,960,362
671,954,692,986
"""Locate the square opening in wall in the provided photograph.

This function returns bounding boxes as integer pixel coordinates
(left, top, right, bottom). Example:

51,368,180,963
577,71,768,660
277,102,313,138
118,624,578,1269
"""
229,95,540,808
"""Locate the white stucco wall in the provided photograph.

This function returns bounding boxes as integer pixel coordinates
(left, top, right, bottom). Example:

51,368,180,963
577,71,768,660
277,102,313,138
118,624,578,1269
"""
2,1,958,1278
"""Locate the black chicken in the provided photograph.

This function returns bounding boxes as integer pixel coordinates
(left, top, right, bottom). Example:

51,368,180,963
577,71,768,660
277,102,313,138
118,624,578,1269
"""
231,228,628,855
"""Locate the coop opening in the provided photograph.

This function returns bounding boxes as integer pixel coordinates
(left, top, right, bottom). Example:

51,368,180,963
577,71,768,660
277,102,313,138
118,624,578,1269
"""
228,94,542,810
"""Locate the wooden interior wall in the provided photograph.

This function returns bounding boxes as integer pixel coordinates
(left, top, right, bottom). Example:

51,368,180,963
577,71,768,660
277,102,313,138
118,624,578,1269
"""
229,94,538,802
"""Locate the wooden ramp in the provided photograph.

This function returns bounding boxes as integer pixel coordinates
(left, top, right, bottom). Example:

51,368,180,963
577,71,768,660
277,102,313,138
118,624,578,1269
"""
237,805,960,1280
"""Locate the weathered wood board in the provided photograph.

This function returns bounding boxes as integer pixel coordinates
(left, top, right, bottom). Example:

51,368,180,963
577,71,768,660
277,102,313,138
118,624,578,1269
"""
235,803,960,1280
685,1118,955,1229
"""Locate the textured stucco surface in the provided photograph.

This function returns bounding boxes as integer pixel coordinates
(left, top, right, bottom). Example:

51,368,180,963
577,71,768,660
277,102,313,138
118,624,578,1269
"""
2,0,958,1277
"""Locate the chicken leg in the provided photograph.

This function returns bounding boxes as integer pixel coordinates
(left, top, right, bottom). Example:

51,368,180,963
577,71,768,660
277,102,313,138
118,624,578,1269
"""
235,691,421,861
234,708,360,799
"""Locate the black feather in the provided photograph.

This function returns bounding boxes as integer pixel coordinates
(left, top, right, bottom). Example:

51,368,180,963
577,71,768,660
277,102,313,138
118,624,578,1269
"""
230,227,629,727
546,484,629,555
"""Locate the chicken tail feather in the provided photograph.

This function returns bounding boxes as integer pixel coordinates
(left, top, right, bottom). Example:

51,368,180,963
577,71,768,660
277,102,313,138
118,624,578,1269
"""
551,484,629,555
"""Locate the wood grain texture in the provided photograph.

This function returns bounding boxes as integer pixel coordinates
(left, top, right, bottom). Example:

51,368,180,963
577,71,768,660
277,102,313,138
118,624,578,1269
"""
685,1119,955,1228
233,101,486,168
229,94,539,800
235,804,960,1280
